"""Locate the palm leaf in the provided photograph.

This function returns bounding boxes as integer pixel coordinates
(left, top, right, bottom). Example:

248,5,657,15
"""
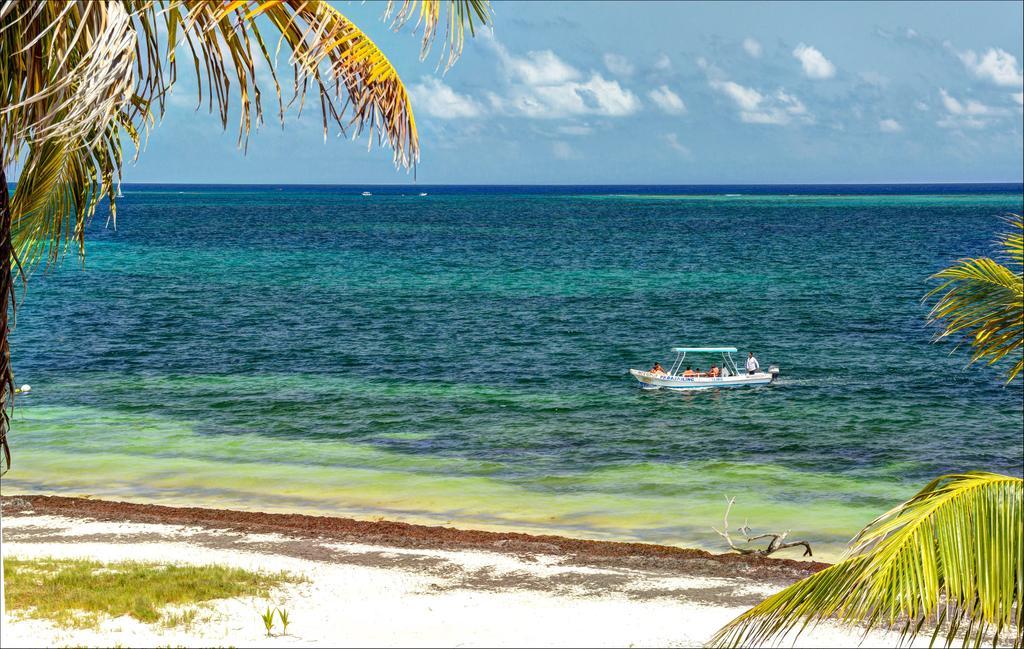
10,115,131,271
385,0,492,70
222,0,421,165
926,214,1024,382
709,472,1023,648
1000,214,1023,270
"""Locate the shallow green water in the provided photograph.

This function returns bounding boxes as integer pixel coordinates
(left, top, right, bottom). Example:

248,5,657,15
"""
5,184,1022,559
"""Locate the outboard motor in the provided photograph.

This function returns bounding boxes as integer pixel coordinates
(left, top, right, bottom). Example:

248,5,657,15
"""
768,365,780,382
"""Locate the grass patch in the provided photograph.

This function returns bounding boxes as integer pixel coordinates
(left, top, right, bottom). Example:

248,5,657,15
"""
160,606,204,630
4,556,298,629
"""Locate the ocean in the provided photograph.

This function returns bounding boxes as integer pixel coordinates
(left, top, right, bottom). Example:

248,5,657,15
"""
5,184,1023,559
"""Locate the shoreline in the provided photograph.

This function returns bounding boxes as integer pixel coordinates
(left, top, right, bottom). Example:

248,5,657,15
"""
1,494,942,647
1,494,830,581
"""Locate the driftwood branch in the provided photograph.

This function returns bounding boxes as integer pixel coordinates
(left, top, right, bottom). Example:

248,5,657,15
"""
712,496,812,557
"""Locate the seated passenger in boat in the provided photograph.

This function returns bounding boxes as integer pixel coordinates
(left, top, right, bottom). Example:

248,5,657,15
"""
650,362,666,376
708,364,721,377
682,366,696,377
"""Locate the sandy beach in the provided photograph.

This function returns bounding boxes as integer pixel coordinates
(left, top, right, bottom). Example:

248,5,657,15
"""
1,494,931,648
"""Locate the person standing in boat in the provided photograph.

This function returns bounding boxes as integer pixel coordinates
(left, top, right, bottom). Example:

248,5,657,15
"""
746,352,760,375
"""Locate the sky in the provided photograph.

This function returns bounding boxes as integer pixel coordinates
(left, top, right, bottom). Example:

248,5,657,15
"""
127,1,1024,185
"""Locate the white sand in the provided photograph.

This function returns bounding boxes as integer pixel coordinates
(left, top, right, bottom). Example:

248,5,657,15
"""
1,513,916,648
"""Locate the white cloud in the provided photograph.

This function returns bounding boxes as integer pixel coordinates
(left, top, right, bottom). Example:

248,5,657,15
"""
654,53,672,71
711,80,762,111
486,33,580,85
494,73,640,119
551,141,581,160
937,88,1004,129
603,53,634,76
409,77,483,119
743,38,762,58
647,85,686,115
940,88,996,116
484,36,640,119
957,48,1024,87
663,133,691,157
709,80,809,125
579,75,641,116
793,43,836,79
1013,92,1024,106
774,90,807,115
915,100,930,111
514,49,580,85
879,118,903,133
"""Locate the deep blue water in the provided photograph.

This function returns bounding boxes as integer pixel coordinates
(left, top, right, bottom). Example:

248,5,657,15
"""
4,184,1022,556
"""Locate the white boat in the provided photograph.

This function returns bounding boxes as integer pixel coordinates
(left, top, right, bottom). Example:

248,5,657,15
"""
361,191,372,196
630,347,779,390
419,192,428,196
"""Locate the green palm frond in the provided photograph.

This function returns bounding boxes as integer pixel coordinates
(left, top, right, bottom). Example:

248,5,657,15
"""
10,114,132,269
1001,214,1023,269
710,472,1024,648
926,214,1024,382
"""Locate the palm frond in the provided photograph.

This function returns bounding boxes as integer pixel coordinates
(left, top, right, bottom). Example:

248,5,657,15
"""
165,1,270,150
1000,213,1023,269
221,0,421,166
385,0,492,70
10,115,132,272
926,214,1024,382
1,2,135,150
170,0,492,168
710,472,1024,648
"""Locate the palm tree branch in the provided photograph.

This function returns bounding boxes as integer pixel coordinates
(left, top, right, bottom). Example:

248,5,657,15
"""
384,0,492,70
9,124,126,273
709,472,1023,648
999,213,1023,269
925,216,1024,382
712,472,1024,642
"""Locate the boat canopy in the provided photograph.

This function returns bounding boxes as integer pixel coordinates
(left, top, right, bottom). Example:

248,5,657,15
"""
670,347,738,353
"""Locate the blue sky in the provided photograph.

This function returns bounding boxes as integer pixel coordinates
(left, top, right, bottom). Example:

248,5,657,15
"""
129,1,1024,184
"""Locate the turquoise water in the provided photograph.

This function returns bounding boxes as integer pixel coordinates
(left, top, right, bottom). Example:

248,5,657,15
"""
5,185,1023,559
